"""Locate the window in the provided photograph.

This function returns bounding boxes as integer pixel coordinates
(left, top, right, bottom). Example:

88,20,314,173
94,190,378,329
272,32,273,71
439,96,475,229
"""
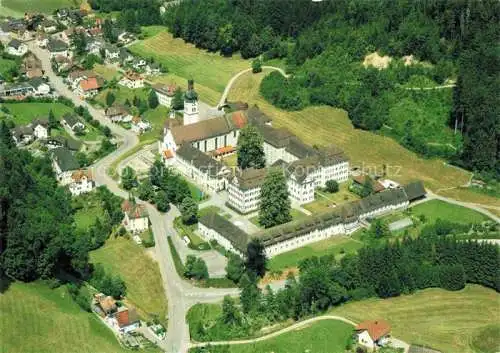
204,140,207,151
215,137,218,149
224,135,227,146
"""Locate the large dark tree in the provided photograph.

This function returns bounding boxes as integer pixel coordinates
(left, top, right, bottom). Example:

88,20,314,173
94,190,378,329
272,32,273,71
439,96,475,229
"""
237,124,265,170
258,169,291,228
245,239,267,278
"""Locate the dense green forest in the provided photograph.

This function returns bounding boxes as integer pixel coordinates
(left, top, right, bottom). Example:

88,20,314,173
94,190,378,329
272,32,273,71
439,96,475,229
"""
165,0,499,176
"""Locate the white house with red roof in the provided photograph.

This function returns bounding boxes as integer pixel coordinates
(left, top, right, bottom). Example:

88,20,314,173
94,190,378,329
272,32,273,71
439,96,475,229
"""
153,83,177,107
69,170,94,196
119,71,144,89
121,200,149,233
75,76,103,98
356,319,391,351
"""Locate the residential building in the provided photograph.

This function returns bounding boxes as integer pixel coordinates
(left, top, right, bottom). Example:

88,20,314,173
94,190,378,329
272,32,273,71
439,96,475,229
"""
30,118,49,139
53,55,72,72
6,39,28,56
104,45,120,62
86,38,105,55
105,104,132,123
174,143,229,192
356,320,391,351
47,39,69,58
68,170,94,196
119,47,133,64
36,33,49,48
39,19,57,33
93,293,117,316
183,79,199,125
130,116,151,134
67,70,97,88
160,110,247,158
227,168,267,214
62,113,85,131
145,62,161,75
153,83,176,107
131,58,147,70
118,71,144,89
198,212,248,257
114,307,140,334
11,126,34,145
0,78,50,98
29,77,51,96
121,200,149,233
51,147,80,185
75,76,103,98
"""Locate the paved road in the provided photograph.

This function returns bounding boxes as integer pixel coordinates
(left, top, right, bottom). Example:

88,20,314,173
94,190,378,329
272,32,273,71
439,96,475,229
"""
27,41,239,353
217,66,288,108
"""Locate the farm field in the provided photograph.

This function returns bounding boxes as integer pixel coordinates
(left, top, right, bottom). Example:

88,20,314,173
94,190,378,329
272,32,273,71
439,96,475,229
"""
1,0,79,15
0,281,160,353
226,70,498,207
3,102,73,125
330,285,500,353
267,235,363,272
410,199,490,224
129,28,249,94
90,236,168,325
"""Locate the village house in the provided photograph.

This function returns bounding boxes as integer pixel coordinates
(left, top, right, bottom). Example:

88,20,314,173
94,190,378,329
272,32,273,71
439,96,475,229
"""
86,38,105,55
39,19,57,33
67,70,97,88
104,45,120,62
114,307,140,334
11,126,34,145
0,78,50,98
355,319,391,351
47,39,70,59
145,62,161,76
227,167,267,214
119,48,134,65
0,19,26,36
75,76,103,98
131,58,147,71
30,118,49,139
6,39,28,56
68,170,94,196
20,53,44,79
105,104,132,123
153,83,176,107
53,55,72,73
37,32,49,48
121,200,149,233
51,147,80,185
174,143,230,192
117,31,135,45
62,113,85,131
130,116,151,134
118,71,144,89
29,77,51,96
93,293,117,316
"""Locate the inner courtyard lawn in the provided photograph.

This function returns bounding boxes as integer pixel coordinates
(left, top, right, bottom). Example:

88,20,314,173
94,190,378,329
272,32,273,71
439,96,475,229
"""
330,285,499,353
0,281,161,353
90,237,168,325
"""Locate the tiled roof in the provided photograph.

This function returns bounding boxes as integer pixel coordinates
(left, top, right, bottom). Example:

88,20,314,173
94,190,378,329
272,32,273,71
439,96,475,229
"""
356,319,391,341
352,175,386,193
115,307,139,328
63,113,81,127
232,167,267,190
105,104,129,116
163,149,174,159
52,147,79,172
71,169,92,182
153,83,176,96
176,144,226,178
47,39,68,52
122,200,148,219
79,77,101,91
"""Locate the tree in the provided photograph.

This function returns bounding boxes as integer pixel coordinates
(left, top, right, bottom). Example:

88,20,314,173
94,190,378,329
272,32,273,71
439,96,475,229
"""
121,166,137,190
439,264,466,291
148,89,159,109
48,109,58,130
0,120,14,148
154,190,170,212
138,179,154,201
75,151,89,167
252,58,262,73
103,19,117,43
221,295,241,326
245,239,267,277
83,54,103,70
226,253,245,283
369,219,390,238
172,87,184,110
325,180,339,193
361,177,374,197
237,124,265,170
258,169,291,228
184,255,208,280
239,273,261,313
71,31,87,56
101,125,112,138
180,197,198,225
106,92,116,107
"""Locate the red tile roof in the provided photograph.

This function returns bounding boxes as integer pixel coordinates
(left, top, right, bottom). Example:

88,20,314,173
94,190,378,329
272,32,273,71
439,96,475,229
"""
79,77,101,91
212,146,235,156
163,150,174,159
352,175,386,193
231,111,247,129
356,319,391,341
71,169,92,182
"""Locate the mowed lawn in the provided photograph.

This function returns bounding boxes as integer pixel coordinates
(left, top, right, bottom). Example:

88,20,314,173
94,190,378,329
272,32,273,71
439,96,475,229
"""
129,28,249,94
211,320,353,353
90,237,168,325
411,199,490,224
267,236,363,272
330,285,500,353
3,102,74,125
2,0,79,14
93,64,121,81
0,282,138,353
226,70,500,207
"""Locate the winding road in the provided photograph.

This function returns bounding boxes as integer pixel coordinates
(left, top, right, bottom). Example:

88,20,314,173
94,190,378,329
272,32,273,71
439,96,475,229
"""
25,39,497,353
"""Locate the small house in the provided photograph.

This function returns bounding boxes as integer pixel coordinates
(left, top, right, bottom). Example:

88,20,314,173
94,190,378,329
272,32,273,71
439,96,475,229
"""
29,77,51,96
30,118,49,139
69,170,94,196
114,307,140,333
75,76,103,98
11,126,34,145
62,113,85,131
351,175,386,193
37,33,49,48
47,39,69,59
153,83,176,107
40,19,57,33
104,45,120,62
105,104,131,123
131,116,151,134
119,71,144,89
121,200,149,233
6,39,28,56
355,319,391,351
93,293,117,316
51,147,80,185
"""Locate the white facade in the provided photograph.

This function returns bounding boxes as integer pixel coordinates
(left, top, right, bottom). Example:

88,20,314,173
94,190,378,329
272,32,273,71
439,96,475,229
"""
287,174,315,205
183,100,199,125
34,83,50,96
174,155,226,193
123,214,149,233
119,76,144,89
49,49,69,59
357,330,375,350
33,124,48,139
160,127,239,156
319,161,350,186
7,43,28,56
69,175,94,196
156,91,173,107
263,142,299,166
198,222,244,257
227,182,261,214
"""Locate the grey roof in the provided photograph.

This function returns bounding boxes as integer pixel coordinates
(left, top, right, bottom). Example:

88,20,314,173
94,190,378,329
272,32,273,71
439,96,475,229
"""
285,157,321,183
176,144,226,178
52,147,79,172
7,39,22,49
246,105,271,125
232,167,267,190
29,77,47,89
359,188,408,214
403,181,426,201
63,113,81,128
47,39,68,52
199,211,249,254
255,124,294,148
31,118,49,128
12,126,33,139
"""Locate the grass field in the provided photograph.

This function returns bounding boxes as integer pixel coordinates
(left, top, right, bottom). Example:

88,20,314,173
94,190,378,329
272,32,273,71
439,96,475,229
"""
226,70,499,207
267,236,363,272
129,28,249,94
470,324,500,353
0,58,17,78
411,199,489,224
94,87,149,108
93,64,121,81
250,209,308,228
90,237,168,325
304,183,360,214
0,281,150,353
2,0,80,15
141,105,169,142
3,103,74,125
194,319,353,353
73,193,104,231
330,285,500,353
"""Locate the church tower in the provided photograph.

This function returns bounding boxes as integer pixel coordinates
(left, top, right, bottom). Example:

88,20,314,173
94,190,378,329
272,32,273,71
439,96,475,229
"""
183,79,199,125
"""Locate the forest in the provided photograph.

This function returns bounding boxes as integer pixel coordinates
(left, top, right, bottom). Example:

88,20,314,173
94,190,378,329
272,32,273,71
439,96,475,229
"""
164,0,499,176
